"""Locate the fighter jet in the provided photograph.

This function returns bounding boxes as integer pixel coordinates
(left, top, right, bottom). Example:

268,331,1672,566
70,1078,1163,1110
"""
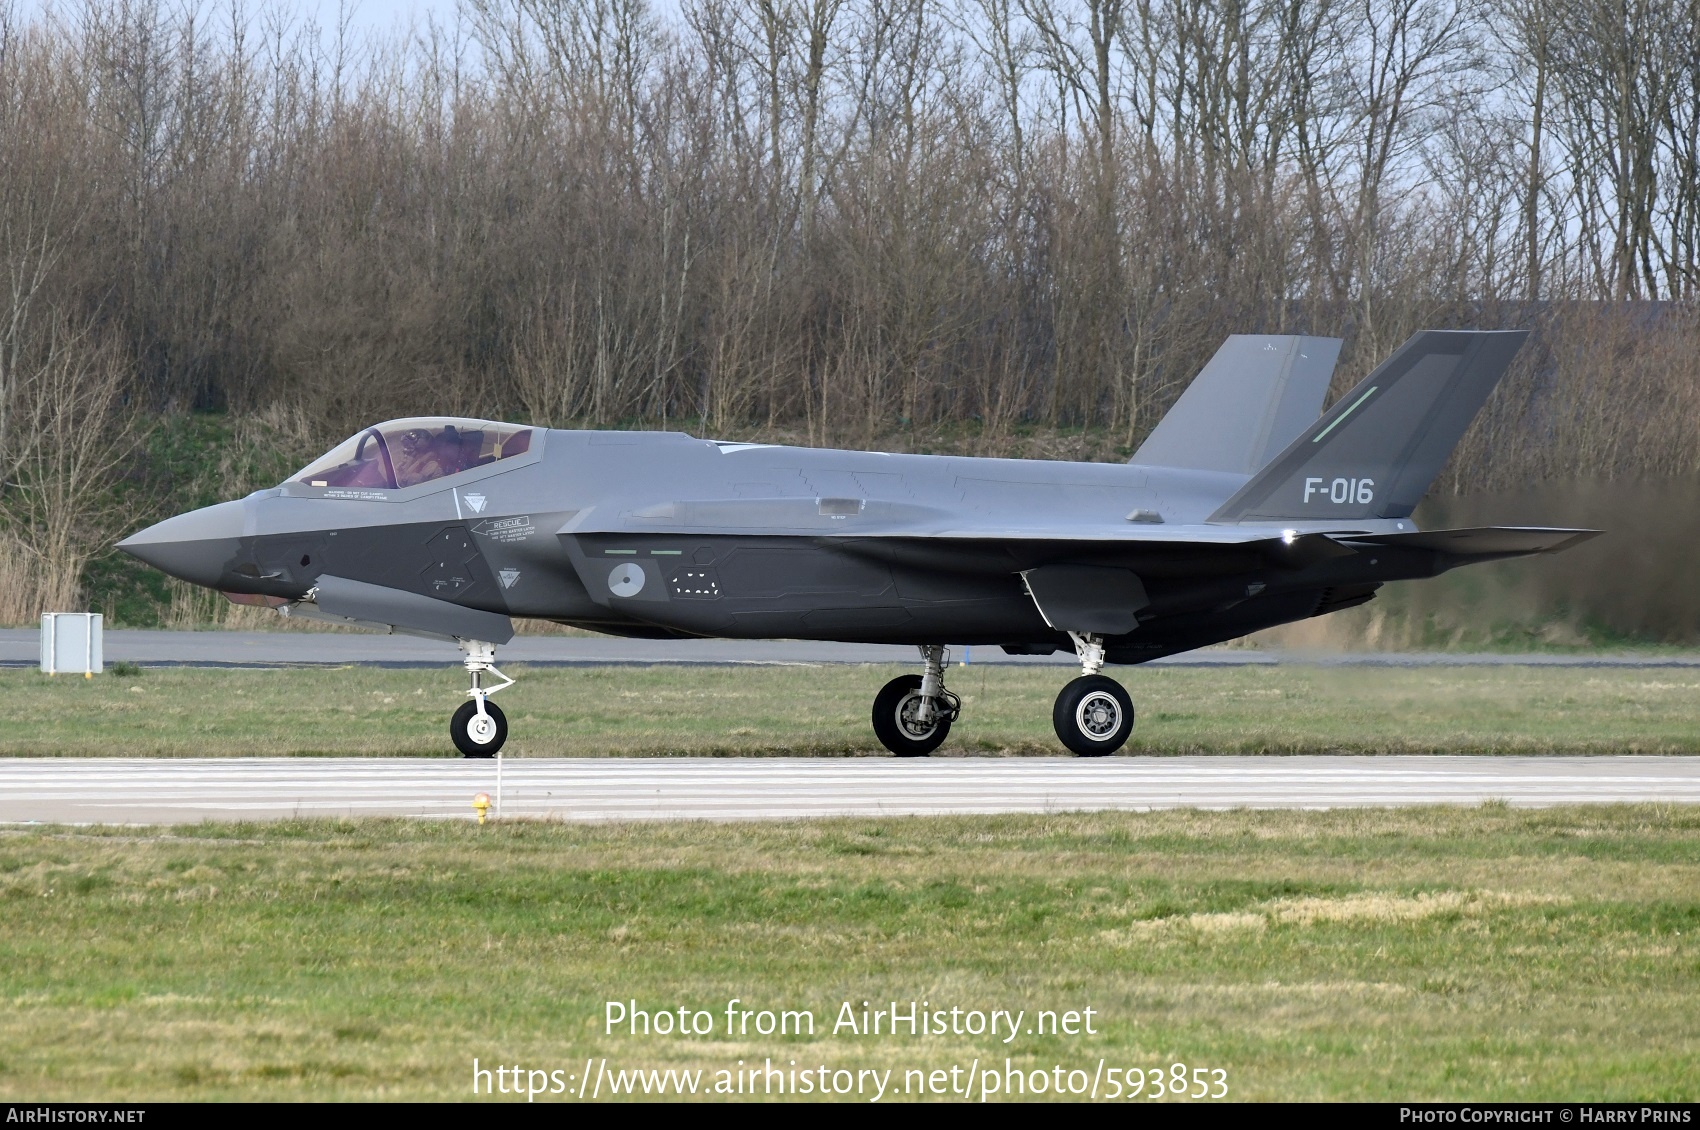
119,329,1596,757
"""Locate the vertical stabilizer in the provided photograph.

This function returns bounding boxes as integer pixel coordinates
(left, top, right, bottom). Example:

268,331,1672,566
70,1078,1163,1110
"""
1208,330,1527,523
1131,335,1342,475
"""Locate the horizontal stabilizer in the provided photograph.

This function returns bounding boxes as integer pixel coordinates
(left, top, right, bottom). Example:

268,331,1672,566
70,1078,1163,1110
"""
1344,526,1600,560
1210,330,1528,523
1133,334,1341,474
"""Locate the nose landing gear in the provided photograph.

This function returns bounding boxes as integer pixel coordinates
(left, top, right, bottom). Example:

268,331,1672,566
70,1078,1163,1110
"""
450,639,514,757
872,644,960,756
1052,631,1134,756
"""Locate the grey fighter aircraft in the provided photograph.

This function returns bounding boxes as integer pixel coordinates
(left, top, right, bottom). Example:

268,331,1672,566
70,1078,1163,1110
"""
119,329,1596,758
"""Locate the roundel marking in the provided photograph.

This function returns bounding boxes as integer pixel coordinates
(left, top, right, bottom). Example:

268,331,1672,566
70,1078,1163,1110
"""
608,562,646,598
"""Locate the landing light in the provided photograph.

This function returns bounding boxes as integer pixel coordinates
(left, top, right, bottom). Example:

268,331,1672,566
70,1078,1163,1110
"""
1281,528,1298,545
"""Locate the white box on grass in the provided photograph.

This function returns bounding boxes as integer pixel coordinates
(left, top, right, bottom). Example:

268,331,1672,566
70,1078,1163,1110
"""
40,612,103,676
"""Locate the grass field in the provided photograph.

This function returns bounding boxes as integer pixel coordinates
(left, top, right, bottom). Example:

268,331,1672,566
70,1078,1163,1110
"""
0,807,1696,1101
9,663,1700,757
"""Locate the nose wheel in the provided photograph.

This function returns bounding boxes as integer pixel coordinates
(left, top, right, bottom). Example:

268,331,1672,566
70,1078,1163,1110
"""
451,639,514,758
451,699,508,756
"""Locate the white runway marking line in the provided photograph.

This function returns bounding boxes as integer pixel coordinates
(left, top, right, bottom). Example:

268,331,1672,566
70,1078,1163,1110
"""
1,757,1698,824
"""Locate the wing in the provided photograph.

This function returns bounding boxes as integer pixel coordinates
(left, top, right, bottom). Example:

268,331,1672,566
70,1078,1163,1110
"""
825,526,1597,584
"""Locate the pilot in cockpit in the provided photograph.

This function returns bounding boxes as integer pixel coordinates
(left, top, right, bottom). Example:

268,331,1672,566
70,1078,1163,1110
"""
394,425,464,487
295,418,530,490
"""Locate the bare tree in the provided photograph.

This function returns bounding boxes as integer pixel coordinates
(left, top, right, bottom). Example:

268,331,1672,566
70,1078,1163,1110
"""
0,314,135,619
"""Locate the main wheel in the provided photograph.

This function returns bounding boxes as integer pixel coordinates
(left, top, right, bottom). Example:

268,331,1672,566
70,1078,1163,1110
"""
1052,675,1133,756
871,674,952,756
451,699,508,758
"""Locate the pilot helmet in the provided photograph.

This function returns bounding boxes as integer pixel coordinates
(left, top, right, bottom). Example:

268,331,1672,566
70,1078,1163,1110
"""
399,428,435,455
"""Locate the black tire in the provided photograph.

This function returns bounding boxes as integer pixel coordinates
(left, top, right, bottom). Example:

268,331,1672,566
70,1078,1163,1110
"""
871,674,952,756
451,699,508,758
1052,675,1133,756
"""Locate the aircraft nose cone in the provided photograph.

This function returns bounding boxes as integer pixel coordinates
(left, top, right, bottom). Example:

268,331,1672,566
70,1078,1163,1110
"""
117,499,248,589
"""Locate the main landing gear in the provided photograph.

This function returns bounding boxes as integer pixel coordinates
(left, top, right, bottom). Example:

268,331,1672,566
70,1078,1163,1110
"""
872,645,961,756
869,637,1135,757
450,639,514,757
1052,632,1134,756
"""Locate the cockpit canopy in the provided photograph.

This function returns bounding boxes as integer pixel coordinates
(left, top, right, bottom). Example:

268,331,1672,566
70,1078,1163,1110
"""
293,418,534,490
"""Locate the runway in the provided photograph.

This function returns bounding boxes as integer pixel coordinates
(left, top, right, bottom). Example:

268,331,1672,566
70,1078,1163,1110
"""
2,756,1696,824
6,629,1700,668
